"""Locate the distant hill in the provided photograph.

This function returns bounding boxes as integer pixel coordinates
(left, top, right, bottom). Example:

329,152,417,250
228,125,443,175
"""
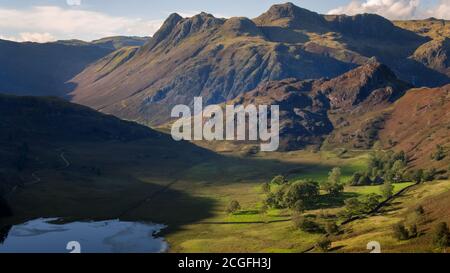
69,3,449,127
0,36,149,98
57,36,149,50
0,39,113,97
394,18,450,40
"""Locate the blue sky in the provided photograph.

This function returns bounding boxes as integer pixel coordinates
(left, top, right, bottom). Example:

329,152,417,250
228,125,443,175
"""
0,0,448,42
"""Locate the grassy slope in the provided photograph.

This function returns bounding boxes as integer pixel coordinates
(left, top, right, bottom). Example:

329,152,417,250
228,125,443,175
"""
331,180,450,253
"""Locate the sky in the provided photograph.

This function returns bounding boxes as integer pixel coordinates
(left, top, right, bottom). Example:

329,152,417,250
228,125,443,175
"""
0,0,449,42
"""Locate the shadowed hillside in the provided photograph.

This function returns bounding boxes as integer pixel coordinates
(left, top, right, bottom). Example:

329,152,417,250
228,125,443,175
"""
0,36,149,98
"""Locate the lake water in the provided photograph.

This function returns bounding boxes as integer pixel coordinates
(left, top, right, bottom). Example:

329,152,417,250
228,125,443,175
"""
0,218,168,253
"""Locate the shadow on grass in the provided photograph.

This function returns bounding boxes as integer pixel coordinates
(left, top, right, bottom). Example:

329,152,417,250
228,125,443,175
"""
308,192,359,210
233,210,260,216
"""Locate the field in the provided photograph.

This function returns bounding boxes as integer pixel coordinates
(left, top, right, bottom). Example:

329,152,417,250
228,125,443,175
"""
3,138,442,253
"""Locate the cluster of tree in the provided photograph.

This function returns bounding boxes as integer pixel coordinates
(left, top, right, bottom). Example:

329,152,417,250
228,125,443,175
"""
339,194,381,219
392,223,418,241
264,178,320,210
315,237,332,252
433,222,450,250
351,149,438,186
292,214,323,233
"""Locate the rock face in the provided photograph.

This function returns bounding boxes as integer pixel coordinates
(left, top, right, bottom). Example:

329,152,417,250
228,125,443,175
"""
227,60,411,150
69,3,448,127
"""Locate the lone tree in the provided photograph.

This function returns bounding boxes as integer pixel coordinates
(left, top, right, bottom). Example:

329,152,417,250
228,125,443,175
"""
328,167,341,184
226,200,241,215
433,222,450,250
315,238,332,252
325,221,340,235
381,181,394,199
323,167,344,196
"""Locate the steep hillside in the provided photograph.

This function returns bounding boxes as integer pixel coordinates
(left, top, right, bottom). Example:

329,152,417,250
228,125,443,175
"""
379,85,450,170
0,94,211,200
69,3,448,126
0,39,114,97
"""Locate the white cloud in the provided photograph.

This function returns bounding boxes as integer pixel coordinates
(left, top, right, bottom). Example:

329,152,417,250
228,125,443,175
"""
0,32,56,43
328,0,421,19
328,0,450,20
0,6,163,42
425,0,450,19
66,0,82,6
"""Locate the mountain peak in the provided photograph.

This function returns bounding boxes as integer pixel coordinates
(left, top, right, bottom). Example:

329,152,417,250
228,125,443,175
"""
254,2,326,30
140,13,182,52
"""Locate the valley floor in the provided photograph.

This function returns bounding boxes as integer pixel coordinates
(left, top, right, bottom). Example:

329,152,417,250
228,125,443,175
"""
1,142,448,253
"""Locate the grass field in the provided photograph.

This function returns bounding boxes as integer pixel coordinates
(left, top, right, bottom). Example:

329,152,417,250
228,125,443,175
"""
2,140,448,253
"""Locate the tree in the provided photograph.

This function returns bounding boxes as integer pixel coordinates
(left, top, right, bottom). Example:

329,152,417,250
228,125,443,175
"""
271,175,287,185
328,167,341,184
393,223,410,241
322,182,344,196
315,238,332,252
411,169,424,183
292,214,323,233
325,221,339,235
323,168,344,196
341,194,381,219
283,180,320,208
226,200,241,214
350,172,363,186
373,141,383,151
391,160,406,182
381,181,394,199
292,200,305,213
409,224,418,238
422,169,437,182
261,182,271,194
415,205,425,216
432,145,446,161
433,222,450,250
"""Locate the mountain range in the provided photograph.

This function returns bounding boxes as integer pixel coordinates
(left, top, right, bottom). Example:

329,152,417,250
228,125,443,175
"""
69,3,449,127
0,2,448,168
